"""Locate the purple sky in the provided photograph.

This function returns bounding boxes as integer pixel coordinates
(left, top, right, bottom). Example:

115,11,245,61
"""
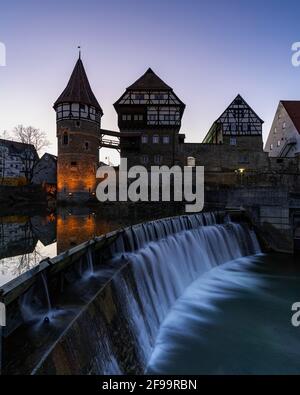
1,0,300,164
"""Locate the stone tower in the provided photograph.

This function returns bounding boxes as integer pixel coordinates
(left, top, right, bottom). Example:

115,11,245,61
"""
54,56,103,201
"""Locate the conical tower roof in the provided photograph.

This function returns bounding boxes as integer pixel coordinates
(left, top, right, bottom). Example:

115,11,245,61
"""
54,57,103,114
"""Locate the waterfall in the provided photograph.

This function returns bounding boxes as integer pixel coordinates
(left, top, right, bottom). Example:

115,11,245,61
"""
41,272,52,313
108,218,261,373
86,247,94,275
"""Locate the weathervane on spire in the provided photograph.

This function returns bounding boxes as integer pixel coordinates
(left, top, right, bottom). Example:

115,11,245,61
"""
78,45,81,59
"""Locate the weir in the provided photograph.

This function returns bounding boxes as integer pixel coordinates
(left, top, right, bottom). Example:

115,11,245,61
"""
0,211,261,375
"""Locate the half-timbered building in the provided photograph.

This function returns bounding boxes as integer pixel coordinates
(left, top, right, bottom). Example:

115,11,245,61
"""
203,94,264,150
114,68,186,168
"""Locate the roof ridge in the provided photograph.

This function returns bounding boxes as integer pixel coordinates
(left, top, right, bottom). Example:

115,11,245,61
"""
126,68,172,91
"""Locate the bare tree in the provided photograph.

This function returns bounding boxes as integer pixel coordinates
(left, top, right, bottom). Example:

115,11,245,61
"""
12,125,50,182
13,125,50,155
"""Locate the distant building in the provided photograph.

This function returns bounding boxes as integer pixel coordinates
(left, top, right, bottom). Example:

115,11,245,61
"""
203,94,264,150
32,153,57,194
265,101,300,157
114,68,186,168
54,56,103,201
0,139,38,185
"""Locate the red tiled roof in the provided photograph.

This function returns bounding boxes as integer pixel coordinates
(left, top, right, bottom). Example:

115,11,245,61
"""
54,58,102,113
281,101,300,133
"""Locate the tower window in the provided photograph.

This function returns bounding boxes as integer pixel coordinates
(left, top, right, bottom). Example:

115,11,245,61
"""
141,155,148,164
141,135,148,144
154,155,162,164
63,133,69,145
85,142,89,150
153,135,159,144
134,94,144,100
154,94,165,100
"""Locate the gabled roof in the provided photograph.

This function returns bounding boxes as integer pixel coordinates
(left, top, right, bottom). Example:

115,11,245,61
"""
216,94,264,124
281,101,300,133
54,57,103,113
126,68,172,91
0,139,38,158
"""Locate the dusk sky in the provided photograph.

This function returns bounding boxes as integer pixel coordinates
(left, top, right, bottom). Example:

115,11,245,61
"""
1,0,300,164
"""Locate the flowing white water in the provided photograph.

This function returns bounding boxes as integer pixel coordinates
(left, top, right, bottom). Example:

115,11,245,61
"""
111,217,261,372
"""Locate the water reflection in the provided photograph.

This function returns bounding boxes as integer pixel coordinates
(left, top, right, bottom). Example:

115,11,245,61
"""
0,214,56,286
0,204,184,287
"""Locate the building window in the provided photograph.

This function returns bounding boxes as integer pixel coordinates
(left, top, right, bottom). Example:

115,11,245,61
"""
134,94,144,100
85,142,89,150
230,137,237,146
122,114,132,121
141,135,148,144
154,155,162,164
277,140,281,147
63,133,69,145
154,94,165,100
71,161,77,166
282,122,286,129
134,114,143,121
278,113,281,119
153,135,159,144
274,127,277,134
270,144,273,150
141,155,148,164
163,136,170,144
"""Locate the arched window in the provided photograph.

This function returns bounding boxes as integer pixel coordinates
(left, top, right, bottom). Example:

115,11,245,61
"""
63,133,68,145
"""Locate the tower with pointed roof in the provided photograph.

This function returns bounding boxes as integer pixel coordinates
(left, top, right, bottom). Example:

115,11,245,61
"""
114,68,185,168
54,56,103,201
